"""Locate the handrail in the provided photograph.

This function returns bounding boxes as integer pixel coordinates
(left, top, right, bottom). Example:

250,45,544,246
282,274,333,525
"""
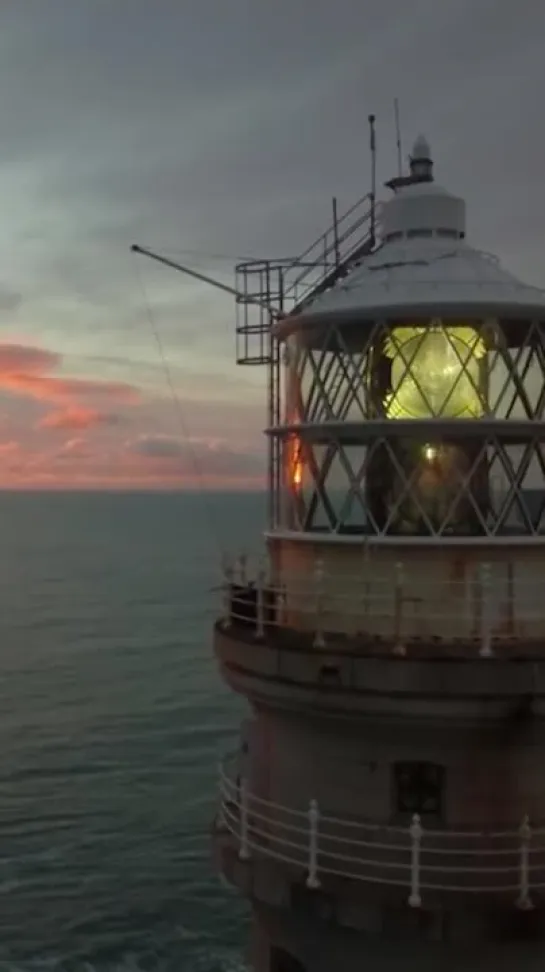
218,555,545,656
216,760,541,908
281,195,374,310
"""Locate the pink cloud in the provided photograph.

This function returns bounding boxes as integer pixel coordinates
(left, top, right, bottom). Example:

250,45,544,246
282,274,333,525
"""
0,342,139,406
0,342,265,490
0,371,139,405
0,440,20,456
39,406,120,430
0,345,60,374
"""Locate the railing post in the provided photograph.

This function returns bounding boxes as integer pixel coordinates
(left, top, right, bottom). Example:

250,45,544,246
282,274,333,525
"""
222,560,233,629
408,813,422,907
255,562,266,640
239,778,250,861
479,562,493,657
393,561,406,656
306,799,321,889
516,815,534,910
238,553,247,586
313,560,326,649
361,540,370,624
217,759,227,831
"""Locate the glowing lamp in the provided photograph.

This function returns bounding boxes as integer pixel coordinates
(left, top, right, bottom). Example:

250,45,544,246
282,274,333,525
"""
292,458,303,487
384,324,486,419
423,444,437,461
288,435,303,489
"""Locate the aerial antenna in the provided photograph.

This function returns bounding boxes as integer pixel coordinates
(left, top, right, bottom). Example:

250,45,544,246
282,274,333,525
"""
394,98,403,177
368,113,376,248
130,244,283,318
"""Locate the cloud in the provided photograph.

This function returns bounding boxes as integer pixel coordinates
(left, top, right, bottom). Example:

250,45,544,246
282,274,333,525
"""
39,406,120,430
0,344,59,374
0,342,140,408
59,437,87,455
131,433,184,458
0,371,139,405
0,0,542,491
129,433,265,480
0,440,19,456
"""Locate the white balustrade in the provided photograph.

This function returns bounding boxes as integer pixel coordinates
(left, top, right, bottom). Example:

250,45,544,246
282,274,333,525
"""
255,562,266,641
216,760,545,907
238,553,248,586
239,777,250,861
219,554,545,655
408,813,422,907
479,561,493,657
222,558,233,628
313,560,326,649
393,561,406,657
306,799,321,889
516,815,533,910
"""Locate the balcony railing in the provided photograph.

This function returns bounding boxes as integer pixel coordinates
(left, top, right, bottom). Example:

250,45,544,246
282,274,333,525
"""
218,555,545,656
216,759,543,909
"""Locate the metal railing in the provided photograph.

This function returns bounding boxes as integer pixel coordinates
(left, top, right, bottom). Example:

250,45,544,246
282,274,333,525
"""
217,760,543,909
219,555,545,656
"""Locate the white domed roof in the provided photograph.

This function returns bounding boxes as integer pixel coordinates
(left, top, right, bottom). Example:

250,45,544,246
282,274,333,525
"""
275,137,545,335
282,237,545,325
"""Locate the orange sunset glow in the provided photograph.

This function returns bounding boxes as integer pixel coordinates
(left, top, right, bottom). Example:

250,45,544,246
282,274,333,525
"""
0,341,265,490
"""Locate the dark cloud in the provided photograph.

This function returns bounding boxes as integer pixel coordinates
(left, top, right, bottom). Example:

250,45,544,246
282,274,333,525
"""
130,433,265,477
131,434,185,459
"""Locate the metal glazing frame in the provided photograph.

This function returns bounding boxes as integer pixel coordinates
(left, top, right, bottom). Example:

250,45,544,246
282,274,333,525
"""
273,317,545,537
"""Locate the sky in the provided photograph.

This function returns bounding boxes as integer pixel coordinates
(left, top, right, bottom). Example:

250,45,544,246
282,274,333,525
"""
0,0,543,489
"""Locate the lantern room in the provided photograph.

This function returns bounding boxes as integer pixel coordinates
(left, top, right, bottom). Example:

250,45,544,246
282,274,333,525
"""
272,138,545,539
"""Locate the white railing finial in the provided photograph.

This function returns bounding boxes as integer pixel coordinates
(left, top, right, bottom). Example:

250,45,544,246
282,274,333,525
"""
408,813,422,908
393,560,406,656
516,814,534,910
479,561,493,657
306,798,321,889
222,558,233,629
239,778,250,861
255,561,266,641
313,560,326,649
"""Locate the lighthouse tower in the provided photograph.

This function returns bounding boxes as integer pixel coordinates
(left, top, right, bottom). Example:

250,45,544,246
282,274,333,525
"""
212,137,545,972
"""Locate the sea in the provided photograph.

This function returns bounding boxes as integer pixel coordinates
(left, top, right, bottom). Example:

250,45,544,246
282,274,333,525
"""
0,490,266,972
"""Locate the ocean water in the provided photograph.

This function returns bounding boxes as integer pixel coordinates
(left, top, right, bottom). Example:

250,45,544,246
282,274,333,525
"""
0,490,266,972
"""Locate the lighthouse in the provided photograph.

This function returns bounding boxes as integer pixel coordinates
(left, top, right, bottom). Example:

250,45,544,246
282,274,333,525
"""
211,136,545,970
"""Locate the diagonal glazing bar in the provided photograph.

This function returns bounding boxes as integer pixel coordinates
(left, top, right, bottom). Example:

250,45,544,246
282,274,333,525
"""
492,440,537,535
335,439,382,533
436,441,491,536
382,442,437,535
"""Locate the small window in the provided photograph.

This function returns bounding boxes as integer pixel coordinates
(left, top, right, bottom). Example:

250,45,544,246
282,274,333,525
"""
270,947,306,972
393,761,444,817
407,229,433,238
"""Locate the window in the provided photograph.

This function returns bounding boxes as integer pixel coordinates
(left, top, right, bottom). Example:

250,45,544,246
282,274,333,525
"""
270,947,306,972
393,762,445,817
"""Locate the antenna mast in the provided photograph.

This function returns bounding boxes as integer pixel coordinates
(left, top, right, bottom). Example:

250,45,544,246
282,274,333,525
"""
394,98,403,177
368,113,376,248
130,244,283,318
